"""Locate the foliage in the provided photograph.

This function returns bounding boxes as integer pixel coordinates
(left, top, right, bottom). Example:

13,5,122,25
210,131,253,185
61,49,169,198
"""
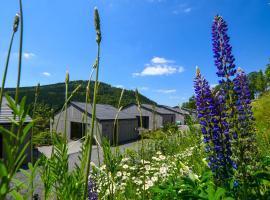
5,80,155,111
32,103,53,133
162,122,179,133
252,91,270,156
0,95,33,199
181,95,196,110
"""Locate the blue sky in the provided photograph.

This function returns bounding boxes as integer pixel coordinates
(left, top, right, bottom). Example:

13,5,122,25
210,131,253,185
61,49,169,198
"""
0,0,269,106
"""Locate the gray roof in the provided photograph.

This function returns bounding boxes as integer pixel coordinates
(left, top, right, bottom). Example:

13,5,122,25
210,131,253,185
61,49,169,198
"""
159,105,189,115
0,97,32,124
141,104,175,115
71,102,136,120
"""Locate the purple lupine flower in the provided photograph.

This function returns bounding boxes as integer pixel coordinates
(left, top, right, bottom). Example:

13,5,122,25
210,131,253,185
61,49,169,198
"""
88,176,98,200
232,68,258,175
212,15,236,79
233,69,254,130
194,67,231,179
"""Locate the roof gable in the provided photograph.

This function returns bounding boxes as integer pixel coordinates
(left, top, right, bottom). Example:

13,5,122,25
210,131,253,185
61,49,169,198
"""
71,102,136,120
0,97,32,124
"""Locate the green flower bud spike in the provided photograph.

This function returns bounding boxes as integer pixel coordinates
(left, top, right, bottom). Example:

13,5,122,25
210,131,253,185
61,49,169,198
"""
94,7,101,44
196,66,201,77
13,14,20,33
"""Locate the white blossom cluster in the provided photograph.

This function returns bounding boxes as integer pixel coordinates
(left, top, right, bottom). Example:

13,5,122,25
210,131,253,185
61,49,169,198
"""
91,147,199,198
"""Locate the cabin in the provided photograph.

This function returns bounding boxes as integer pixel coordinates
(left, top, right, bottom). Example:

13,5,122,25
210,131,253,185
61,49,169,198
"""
0,97,32,164
51,102,139,144
158,105,187,125
122,104,176,130
180,107,197,119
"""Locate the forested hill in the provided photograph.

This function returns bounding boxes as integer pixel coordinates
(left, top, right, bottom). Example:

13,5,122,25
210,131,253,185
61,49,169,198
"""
4,80,156,111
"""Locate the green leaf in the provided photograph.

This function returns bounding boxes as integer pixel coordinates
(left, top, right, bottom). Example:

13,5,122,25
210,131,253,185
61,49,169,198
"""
11,190,24,200
254,171,270,181
0,161,9,196
0,126,17,138
224,197,235,200
214,187,226,199
0,160,8,177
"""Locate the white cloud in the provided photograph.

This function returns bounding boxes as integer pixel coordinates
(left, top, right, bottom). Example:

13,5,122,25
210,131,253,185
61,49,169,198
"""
178,66,185,73
133,57,185,77
114,84,124,89
42,72,51,77
151,57,173,64
183,7,192,13
133,65,179,76
155,89,176,94
23,52,36,59
172,4,192,15
139,86,149,91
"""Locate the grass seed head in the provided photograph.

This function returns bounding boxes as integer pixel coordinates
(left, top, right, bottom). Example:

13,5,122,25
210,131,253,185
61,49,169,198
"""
13,13,20,32
94,7,101,44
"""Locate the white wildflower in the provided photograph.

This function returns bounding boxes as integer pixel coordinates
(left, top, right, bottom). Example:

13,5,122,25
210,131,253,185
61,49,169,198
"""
145,165,151,171
123,164,129,169
145,180,154,190
116,171,122,177
159,155,166,160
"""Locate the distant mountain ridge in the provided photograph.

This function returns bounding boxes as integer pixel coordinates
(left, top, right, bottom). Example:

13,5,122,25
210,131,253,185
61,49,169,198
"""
4,80,156,112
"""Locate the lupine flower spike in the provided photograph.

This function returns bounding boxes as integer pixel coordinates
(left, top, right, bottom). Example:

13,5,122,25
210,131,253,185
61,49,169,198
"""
212,15,236,79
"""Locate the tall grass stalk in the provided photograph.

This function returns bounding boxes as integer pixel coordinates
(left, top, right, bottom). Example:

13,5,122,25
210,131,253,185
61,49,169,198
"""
31,83,40,164
64,71,69,140
135,89,146,200
15,0,23,105
54,84,81,131
83,7,102,199
82,69,94,138
0,14,19,111
113,88,124,146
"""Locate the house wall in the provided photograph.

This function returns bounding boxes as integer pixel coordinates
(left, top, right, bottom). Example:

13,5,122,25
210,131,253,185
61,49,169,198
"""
122,105,164,130
174,114,185,125
101,119,138,144
52,105,138,144
162,114,176,125
52,105,101,141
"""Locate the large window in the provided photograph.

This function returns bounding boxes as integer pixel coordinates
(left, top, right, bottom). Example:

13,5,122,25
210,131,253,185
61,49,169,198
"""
137,116,149,129
70,122,86,140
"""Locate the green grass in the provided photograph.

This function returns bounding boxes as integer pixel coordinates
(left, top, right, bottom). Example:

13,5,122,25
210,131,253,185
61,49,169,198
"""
253,91,270,156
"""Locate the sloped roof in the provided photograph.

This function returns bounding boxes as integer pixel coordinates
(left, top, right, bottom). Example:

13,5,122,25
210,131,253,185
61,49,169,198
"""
71,102,136,121
159,105,189,115
141,104,175,115
0,97,32,124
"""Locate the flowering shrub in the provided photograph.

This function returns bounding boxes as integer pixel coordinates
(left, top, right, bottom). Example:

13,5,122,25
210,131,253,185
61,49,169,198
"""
91,149,199,199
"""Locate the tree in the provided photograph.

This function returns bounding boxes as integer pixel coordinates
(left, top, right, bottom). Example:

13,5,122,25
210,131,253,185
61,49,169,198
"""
247,71,259,99
181,95,196,109
265,58,270,89
256,70,267,95
32,103,53,133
